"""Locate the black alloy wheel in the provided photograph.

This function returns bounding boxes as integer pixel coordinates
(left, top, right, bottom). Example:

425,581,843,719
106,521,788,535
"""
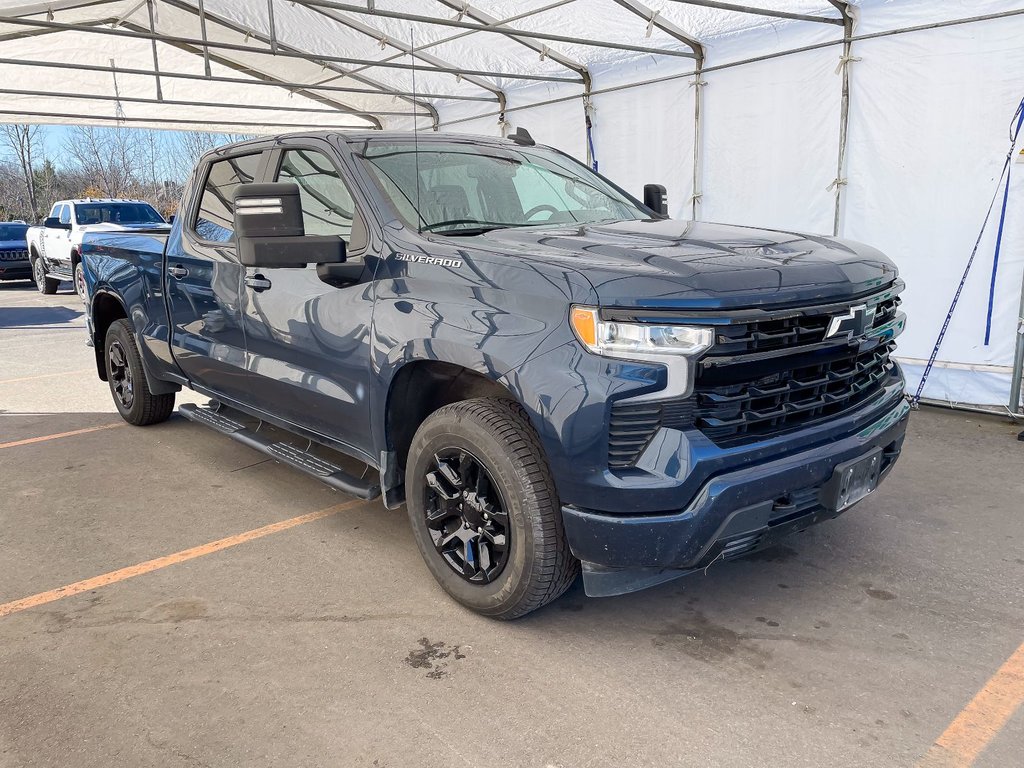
424,449,510,584
107,339,134,410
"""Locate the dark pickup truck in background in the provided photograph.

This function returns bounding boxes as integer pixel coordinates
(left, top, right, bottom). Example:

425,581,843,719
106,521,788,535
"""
81,130,909,618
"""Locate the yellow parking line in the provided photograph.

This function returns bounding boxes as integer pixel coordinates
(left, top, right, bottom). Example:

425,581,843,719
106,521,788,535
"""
0,423,124,450
918,641,1024,767
0,500,366,619
0,368,92,384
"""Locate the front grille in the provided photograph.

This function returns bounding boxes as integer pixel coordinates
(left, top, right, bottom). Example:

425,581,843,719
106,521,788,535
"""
695,341,898,445
608,397,695,468
605,283,905,466
0,249,28,261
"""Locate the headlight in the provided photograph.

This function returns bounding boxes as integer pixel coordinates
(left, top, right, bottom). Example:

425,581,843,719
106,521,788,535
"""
570,306,714,359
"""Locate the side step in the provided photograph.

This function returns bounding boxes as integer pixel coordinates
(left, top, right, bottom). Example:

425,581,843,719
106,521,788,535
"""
179,403,381,500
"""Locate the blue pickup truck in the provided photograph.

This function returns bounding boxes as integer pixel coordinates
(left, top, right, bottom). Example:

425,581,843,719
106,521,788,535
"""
81,130,909,618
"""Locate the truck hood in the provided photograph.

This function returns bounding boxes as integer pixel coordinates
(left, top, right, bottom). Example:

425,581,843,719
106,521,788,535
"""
77,222,171,233
464,219,898,309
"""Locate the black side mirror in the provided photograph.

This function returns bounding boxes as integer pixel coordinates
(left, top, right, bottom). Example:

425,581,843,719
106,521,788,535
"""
233,182,346,268
44,217,71,230
643,184,669,217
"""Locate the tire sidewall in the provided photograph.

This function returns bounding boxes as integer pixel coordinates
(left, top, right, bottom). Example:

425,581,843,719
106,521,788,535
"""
105,321,143,423
33,258,45,292
74,262,86,301
406,408,543,615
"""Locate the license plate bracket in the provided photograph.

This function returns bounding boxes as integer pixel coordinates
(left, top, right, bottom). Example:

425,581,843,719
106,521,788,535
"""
821,447,883,512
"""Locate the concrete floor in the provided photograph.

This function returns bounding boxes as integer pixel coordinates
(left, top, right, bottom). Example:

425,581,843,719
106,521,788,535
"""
1,281,1022,767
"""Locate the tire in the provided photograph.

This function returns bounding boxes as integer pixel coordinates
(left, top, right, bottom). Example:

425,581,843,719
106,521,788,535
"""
405,397,579,619
32,257,59,295
74,261,87,302
104,319,175,426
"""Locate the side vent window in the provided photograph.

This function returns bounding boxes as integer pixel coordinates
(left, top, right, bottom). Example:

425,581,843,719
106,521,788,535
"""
194,154,262,243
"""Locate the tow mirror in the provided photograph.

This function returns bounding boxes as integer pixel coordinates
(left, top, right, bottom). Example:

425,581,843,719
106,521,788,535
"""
233,182,346,268
44,217,71,230
643,184,669,217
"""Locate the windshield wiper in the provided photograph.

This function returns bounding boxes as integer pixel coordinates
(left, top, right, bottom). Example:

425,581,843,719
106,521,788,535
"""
422,219,525,237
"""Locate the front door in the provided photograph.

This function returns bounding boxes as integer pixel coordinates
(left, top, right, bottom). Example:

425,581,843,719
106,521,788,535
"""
240,141,378,462
43,204,71,269
166,151,265,404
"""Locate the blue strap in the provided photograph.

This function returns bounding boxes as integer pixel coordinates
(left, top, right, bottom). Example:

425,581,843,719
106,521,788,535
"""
984,98,1024,345
913,95,1024,404
585,114,598,172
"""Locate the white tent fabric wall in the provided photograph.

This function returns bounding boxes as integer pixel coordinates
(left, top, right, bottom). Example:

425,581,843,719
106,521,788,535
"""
440,1,1024,409
1,0,1023,409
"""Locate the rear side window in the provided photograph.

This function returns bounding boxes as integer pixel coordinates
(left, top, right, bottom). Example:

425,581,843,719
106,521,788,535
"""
194,153,262,243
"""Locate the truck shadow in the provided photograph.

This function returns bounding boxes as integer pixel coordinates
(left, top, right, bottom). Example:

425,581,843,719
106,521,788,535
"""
0,305,83,328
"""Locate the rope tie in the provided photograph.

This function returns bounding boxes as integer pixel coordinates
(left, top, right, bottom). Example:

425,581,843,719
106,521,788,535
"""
834,54,862,75
689,192,703,204
539,46,548,62
646,11,659,38
826,178,848,193
689,78,707,88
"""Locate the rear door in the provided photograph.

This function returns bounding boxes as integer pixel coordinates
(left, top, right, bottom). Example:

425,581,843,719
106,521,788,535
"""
240,139,379,461
166,150,270,404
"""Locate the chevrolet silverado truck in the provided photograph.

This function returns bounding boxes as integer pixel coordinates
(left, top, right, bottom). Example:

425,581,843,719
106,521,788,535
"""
27,198,168,299
80,130,909,618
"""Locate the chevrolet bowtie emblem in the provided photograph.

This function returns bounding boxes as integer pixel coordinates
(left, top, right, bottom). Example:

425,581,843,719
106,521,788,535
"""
825,304,874,340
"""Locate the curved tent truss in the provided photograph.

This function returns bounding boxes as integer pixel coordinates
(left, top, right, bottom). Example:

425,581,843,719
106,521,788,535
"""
2,0,1024,413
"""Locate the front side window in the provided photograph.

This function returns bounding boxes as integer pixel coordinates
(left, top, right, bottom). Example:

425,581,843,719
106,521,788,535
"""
194,153,262,243
358,140,647,235
58,205,70,225
75,203,164,225
276,148,358,241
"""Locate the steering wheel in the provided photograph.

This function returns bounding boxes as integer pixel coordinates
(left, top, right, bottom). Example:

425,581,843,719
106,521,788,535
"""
523,204,559,222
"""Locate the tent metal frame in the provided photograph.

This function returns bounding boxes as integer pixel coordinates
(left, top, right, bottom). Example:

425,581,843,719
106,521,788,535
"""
2,0,1023,412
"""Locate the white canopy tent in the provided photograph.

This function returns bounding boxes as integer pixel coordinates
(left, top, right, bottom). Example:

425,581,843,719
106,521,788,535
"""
1,0,1023,412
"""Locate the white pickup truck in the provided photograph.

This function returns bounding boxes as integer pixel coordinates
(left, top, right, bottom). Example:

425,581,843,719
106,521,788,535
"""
27,198,170,298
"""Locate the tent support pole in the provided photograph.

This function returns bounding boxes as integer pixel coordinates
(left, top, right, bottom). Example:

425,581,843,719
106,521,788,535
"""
830,1,853,237
692,53,705,220
1010,278,1024,414
196,0,211,77
267,0,278,54
145,0,163,101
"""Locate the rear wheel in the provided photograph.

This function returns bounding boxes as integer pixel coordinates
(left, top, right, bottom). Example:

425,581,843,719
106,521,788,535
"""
74,261,87,302
405,397,578,619
104,319,175,425
32,257,59,295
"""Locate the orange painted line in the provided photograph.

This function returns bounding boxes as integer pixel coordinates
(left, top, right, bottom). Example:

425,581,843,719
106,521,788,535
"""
0,499,365,619
918,642,1024,767
0,422,124,450
0,368,91,384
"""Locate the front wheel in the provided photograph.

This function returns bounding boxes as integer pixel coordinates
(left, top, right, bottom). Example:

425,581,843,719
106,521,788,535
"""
405,397,579,619
104,319,175,425
32,257,59,295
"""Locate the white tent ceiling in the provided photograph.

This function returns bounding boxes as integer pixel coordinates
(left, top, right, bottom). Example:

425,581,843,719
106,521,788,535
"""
3,0,1024,411
0,0,858,132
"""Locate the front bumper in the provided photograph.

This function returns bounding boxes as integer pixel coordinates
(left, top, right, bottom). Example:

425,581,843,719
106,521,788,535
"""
562,397,910,595
0,262,31,280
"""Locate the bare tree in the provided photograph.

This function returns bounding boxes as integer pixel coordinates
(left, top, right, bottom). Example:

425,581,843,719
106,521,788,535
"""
62,125,145,198
0,123,42,219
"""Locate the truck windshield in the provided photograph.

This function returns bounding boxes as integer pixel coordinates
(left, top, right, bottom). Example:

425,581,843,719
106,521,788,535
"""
0,224,28,240
358,140,648,235
74,203,165,225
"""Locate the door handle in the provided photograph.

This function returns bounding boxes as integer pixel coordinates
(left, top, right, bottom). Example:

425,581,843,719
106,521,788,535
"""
245,274,272,292
167,265,189,279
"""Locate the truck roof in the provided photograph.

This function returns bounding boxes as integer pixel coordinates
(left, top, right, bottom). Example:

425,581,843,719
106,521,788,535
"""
56,198,154,205
209,130,531,156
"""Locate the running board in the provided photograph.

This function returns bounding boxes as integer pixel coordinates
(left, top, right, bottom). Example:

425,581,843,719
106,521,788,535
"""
178,403,381,500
